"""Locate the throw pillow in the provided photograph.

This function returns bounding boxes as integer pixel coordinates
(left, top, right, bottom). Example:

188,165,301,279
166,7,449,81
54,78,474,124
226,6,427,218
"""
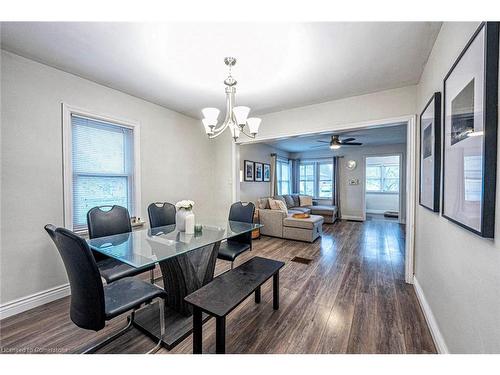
268,198,288,214
257,197,270,209
291,194,300,207
299,195,313,206
284,195,295,208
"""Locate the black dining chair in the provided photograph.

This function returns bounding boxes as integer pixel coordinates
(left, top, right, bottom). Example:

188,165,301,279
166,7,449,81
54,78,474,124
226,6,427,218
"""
87,205,155,284
148,202,176,228
217,201,256,269
44,224,166,354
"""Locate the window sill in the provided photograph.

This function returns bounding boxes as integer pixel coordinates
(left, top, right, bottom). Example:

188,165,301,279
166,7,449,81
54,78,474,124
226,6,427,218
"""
366,191,399,195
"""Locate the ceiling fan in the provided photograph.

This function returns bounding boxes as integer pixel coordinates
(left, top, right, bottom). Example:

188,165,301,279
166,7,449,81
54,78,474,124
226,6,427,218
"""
311,135,363,150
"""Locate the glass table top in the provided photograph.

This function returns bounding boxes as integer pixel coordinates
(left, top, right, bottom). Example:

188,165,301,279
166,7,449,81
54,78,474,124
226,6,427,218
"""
86,221,262,268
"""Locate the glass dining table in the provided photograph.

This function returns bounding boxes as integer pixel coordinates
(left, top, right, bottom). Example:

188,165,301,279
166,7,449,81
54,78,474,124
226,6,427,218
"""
87,220,261,350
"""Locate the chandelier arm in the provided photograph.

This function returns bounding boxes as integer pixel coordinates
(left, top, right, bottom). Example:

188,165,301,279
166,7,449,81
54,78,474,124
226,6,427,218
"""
239,128,257,139
210,119,229,133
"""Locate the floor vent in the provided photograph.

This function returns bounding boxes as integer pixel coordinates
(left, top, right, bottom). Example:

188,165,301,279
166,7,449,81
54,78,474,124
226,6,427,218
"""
291,256,313,265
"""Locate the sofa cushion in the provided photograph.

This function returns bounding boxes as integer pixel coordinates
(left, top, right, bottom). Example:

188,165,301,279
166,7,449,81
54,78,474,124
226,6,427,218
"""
269,198,288,214
291,194,300,207
283,214,324,230
309,205,337,216
289,207,311,214
274,195,286,205
283,195,295,208
257,197,270,210
299,195,313,206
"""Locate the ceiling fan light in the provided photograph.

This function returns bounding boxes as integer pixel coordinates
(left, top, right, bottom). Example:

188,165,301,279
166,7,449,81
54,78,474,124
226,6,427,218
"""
330,144,341,150
233,106,250,125
202,107,220,122
247,117,261,135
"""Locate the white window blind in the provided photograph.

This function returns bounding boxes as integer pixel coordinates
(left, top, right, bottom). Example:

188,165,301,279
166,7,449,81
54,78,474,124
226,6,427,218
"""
71,115,135,230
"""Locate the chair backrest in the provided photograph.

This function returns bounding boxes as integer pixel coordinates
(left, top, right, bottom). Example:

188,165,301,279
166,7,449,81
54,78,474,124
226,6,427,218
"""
44,224,106,331
228,201,255,245
87,205,132,239
148,202,176,228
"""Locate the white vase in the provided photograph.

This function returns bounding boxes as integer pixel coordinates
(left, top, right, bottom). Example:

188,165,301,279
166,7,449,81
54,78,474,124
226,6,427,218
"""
176,208,194,232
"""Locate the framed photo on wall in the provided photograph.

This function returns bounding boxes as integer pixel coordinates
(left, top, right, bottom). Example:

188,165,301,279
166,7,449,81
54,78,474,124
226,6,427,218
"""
244,160,254,181
442,22,499,238
419,92,441,212
263,163,271,182
254,162,263,182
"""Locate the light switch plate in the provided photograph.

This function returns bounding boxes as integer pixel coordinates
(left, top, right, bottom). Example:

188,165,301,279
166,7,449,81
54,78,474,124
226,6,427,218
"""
348,178,359,185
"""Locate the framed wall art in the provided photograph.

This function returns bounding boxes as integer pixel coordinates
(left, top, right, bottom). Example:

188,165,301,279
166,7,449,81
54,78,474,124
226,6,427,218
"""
263,163,271,182
244,160,254,181
254,162,263,182
419,92,441,212
442,22,499,238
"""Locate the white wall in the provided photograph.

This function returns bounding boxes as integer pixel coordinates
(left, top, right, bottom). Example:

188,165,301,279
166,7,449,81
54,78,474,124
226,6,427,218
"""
0,51,217,306
366,193,399,214
239,143,289,203
290,143,406,221
255,86,416,140
415,22,500,353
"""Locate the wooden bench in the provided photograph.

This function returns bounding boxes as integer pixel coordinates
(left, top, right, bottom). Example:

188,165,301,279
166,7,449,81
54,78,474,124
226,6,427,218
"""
184,256,285,354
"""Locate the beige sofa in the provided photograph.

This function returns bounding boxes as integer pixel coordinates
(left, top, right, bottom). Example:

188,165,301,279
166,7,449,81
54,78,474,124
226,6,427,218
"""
256,194,337,242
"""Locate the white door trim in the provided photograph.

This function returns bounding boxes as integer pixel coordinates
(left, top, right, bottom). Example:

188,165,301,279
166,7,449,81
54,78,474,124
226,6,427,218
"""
233,114,417,284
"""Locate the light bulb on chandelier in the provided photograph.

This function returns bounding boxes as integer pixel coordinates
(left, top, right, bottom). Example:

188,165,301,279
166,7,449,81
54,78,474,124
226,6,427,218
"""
201,57,262,141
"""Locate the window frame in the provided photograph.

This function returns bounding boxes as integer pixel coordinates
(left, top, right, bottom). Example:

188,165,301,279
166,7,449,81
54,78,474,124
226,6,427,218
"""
365,157,401,195
299,159,333,199
62,104,142,232
276,158,291,195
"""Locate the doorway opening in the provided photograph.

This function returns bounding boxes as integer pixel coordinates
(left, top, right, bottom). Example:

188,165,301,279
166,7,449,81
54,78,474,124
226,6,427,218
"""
233,115,417,284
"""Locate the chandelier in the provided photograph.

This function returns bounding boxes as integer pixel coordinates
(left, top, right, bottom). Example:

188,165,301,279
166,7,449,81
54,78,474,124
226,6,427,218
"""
201,57,261,141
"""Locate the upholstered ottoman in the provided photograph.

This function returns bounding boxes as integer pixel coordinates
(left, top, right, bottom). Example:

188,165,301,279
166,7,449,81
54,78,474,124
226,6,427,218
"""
282,214,324,242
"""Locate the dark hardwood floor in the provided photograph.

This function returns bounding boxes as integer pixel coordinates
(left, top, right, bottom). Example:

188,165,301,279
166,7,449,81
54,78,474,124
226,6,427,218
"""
0,219,436,354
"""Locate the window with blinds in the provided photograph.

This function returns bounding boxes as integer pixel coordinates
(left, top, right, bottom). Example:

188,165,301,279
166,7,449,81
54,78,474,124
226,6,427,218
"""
71,115,135,230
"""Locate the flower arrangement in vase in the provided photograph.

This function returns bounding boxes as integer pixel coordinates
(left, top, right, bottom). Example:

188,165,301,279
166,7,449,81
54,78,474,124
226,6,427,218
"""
175,200,195,233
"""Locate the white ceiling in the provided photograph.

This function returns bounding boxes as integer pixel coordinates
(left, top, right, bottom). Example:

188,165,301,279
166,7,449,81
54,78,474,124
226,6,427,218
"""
0,22,441,118
264,123,407,153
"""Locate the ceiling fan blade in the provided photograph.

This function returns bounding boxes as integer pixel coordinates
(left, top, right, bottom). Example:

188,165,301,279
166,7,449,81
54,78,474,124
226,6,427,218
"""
310,144,329,149
341,137,355,143
343,142,363,146
316,140,331,143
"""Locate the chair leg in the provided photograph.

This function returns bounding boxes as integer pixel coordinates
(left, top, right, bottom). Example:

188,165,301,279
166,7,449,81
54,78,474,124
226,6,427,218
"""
230,261,234,269
150,268,155,284
147,298,166,354
82,312,135,354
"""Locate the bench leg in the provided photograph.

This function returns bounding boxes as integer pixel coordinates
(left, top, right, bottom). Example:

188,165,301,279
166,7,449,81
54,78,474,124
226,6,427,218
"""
255,286,261,303
273,272,279,310
216,316,226,354
193,307,203,354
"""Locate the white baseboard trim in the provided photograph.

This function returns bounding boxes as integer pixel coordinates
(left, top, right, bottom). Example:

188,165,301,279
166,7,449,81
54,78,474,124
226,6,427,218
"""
341,215,364,221
365,209,388,214
413,276,449,354
0,283,70,320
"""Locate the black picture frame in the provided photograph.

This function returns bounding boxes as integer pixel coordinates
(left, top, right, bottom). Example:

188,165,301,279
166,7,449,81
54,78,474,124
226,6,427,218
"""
254,162,263,182
419,92,441,212
263,163,271,182
244,160,254,182
442,22,499,238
